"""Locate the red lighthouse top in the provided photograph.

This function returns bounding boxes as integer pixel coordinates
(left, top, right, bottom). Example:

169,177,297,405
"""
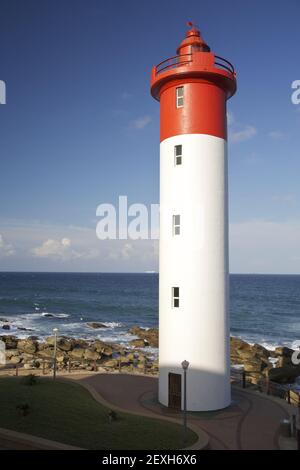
150,24,236,101
150,24,237,142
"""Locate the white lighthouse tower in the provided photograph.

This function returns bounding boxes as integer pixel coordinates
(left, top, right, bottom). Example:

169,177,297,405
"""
151,24,237,411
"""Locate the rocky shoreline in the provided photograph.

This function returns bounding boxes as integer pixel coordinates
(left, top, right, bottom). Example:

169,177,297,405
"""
0,326,159,375
1,326,300,389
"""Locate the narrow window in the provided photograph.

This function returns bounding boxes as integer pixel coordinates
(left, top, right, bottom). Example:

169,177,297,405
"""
176,86,184,108
173,215,180,235
174,145,182,166
172,287,180,308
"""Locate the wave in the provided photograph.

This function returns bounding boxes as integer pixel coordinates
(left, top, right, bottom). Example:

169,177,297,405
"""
101,321,123,328
41,312,69,318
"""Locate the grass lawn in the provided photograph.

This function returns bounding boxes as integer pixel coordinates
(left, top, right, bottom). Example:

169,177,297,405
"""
0,377,197,449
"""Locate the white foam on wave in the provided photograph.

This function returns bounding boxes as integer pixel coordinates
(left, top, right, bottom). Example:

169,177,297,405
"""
41,312,69,318
291,340,300,350
230,333,298,351
102,321,123,328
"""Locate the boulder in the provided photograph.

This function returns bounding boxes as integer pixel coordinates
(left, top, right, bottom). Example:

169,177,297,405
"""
129,339,147,348
24,363,33,370
9,355,22,364
102,359,118,368
84,349,101,361
17,339,38,354
251,343,270,358
72,338,89,349
38,341,52,351
230,337,252,352
37,348,54,359
277,356,293,368
2,324,10,330
28,336,39,341
57,338,74,351
69,347,85,360
268,364,300,383
45,336,75,351
93,340,113,356
5,349,20,359
128,326,158,347
21,353,34,361
56,354,66,363
274,346,294,358
0,335,18,349
87,322,108,329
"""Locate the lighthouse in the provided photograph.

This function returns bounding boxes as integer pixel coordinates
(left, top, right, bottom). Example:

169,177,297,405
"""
151,24,237,411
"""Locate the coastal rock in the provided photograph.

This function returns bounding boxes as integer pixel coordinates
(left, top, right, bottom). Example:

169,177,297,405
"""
268,364,300,384
37,348,54,359
92,340,114,356
56,354,66,363
87,322,108,329
57,338,74,351
38,341,52,351
2,324,10,330
128,326,158,348
5,349,20,359
9,355,22,364
84,349,101,361
21,353,35,361
17,339,38,354
0,335,18,349
69,347,85,360
72,338,89,349
28,336,39,342
0,318,9,322
45,336,75,351
102,359,118,368
129,339,148,348
251,343,270,358
243,355,268,373
23,363,33,370
274,346,294,358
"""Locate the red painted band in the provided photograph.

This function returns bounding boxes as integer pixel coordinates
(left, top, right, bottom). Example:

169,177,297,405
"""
159,79,227,142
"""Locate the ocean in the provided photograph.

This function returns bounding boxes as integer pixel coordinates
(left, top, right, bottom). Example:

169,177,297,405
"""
0,272,300,351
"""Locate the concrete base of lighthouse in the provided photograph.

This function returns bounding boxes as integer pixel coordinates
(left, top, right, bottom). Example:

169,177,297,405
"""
159,133,230,412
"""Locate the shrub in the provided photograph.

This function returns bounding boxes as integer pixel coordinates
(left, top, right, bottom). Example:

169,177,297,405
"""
16,403,30,416
21,374,38,386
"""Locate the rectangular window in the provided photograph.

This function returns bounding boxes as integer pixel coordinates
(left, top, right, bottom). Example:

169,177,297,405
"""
173,214,180,235
174,145,182,165
172,287,180,308
176,86,184,108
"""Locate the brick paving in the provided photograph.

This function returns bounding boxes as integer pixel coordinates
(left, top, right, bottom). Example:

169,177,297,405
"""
81,373,292,450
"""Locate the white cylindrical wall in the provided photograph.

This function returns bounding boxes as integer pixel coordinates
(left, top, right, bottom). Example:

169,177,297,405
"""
159,133,230,411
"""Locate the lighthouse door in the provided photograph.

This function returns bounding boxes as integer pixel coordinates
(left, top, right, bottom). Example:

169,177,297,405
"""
168,373,182,409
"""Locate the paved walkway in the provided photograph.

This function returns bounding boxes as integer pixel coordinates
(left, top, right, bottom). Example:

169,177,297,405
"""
80,373,293,450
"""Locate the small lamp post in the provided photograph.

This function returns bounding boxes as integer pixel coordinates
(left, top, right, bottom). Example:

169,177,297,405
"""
53,328,58,380
181,359,189,445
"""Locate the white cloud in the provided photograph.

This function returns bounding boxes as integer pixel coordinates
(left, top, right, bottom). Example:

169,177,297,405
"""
0,234,15,257
268,130,286,140
229,125,257,143
31,237,82,260
227,110,257,143
130,115,152,130
2,217,300,274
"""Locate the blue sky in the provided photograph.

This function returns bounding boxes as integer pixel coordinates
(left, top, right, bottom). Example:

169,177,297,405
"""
0,0,300,273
